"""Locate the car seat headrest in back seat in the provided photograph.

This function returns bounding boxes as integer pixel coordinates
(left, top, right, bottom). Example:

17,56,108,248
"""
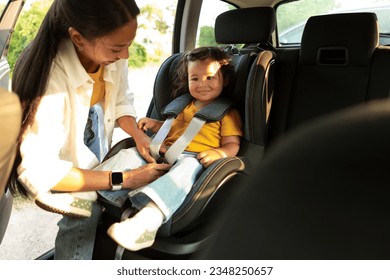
215,7,276,44
300,13,379,66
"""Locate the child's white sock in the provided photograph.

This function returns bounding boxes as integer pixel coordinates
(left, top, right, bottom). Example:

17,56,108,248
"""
107,203,164,251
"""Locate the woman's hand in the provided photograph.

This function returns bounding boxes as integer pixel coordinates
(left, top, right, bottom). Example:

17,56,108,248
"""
123,163,171,189
134,132,156,163
117,115,158,163
136,117,165,162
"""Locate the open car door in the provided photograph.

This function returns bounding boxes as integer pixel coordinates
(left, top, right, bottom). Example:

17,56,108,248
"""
0,0,25,245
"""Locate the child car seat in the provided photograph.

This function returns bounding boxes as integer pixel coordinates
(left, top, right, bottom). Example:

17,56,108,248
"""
93,7,277,260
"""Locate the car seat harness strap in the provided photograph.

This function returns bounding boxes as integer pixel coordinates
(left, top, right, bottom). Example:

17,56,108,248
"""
150,93,233,164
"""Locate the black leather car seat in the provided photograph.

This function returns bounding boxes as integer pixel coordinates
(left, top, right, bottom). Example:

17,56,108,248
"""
215,7,277,169
199,99,390,259
268,12,380,145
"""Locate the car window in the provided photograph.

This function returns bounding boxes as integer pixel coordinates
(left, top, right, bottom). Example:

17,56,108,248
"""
196,0,236,47
126,0,176,122
277,0,390,46
0,0,8,16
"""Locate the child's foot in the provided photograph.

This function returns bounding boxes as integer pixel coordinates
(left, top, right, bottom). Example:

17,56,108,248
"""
35,192,93,218
107,206,163,251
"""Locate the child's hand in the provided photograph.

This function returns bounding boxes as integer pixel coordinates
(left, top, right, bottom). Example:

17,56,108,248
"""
138,117,162,133
137,117,151,131
197,149,226,168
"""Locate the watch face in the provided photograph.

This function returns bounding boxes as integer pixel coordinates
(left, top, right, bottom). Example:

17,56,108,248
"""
111,172,123,185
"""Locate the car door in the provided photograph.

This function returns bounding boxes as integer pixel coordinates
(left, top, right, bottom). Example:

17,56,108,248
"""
0,0,25,245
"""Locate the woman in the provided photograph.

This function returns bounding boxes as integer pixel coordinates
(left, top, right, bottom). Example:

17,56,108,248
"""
8,0,170,259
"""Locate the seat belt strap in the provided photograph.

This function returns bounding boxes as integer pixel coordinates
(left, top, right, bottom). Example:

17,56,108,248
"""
114,207,135,260
149,117,174,160
164,117,206,164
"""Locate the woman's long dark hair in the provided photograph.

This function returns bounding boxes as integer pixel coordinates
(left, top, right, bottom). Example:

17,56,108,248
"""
8,0,140,197
171,46,235,99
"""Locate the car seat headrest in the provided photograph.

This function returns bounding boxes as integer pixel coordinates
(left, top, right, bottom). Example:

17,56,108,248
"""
300,12,379,66
215,7,276,44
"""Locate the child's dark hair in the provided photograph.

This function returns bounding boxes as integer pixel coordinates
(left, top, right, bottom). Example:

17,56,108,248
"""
171,46,235,99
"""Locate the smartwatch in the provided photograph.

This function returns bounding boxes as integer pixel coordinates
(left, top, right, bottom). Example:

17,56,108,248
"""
110,171,123,191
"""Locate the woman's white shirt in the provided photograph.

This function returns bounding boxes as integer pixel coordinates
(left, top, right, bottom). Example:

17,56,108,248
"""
18,39,137,196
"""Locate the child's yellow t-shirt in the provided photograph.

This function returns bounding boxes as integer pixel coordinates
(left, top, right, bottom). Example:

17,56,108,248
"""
163,100,243,153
